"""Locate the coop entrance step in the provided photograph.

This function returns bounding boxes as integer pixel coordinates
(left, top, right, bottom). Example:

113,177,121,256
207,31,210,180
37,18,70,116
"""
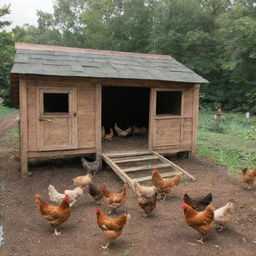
101,151,195,190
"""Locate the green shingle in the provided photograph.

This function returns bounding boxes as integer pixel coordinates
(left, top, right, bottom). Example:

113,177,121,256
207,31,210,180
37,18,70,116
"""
11,49,209,84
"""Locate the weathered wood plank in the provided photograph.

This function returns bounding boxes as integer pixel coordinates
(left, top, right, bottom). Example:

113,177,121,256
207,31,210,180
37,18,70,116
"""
28,147,95,158
106,151,152,158
123,163,171,173
19,79,28,177
102,154,134,189
152,151,196,180
132,171,182,183
113,155,159,163
191,84,200,158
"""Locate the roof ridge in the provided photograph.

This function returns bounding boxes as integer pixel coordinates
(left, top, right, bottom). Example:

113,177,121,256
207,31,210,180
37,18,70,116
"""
15,42,172,60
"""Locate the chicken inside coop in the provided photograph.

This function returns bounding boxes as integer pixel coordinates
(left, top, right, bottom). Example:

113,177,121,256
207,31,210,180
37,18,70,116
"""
102,86,150,153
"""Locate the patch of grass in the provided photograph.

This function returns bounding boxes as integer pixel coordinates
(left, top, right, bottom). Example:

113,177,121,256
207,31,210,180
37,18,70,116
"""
197,112,256,174
0,127,19,142
0,106,18,119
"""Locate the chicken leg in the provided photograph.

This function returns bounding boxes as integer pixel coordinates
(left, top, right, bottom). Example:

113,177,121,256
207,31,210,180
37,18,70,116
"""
101,242,110,249
196,237,204,244
160,194,167,202
53,228,61,236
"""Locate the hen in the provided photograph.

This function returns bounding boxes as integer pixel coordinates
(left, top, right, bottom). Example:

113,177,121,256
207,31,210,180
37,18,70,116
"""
242,167,256,190
88,183,103,204
133,182,157,198
114,123,132,138
137,192,157,217
214,201,234,231
152,169,182,201
81,157,101,176
180,203,214,244
104,128,114,142
73,173,93,188
95,207,131,249
182,193,212,211
102,183,127,214
48,184,83,207
35,193,71,235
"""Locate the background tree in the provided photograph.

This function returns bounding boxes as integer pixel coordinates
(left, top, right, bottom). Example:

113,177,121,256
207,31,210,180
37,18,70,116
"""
0,4,14,105
1,0,256,111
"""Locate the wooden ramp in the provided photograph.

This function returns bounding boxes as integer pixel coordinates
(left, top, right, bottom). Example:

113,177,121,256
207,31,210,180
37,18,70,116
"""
102,151,195,190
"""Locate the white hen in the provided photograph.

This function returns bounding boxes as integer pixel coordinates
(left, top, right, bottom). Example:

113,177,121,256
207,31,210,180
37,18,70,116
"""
133,182,157,198
48,185,83,207
214,201,235,231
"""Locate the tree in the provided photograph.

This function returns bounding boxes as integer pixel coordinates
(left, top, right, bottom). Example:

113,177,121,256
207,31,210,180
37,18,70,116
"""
0,4,14,105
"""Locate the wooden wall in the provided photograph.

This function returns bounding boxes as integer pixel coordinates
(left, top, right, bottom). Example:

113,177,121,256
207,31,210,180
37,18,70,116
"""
25,77,97,157
16,75,199,160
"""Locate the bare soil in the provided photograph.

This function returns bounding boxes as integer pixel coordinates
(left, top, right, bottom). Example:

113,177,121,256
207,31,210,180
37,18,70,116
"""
1,119,256,256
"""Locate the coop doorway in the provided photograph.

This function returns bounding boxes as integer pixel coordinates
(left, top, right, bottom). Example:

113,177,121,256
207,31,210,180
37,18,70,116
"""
101,86,150,153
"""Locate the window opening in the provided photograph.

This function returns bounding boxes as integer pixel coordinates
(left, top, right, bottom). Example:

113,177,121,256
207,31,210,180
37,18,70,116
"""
156,91,181,115
43,93,69,113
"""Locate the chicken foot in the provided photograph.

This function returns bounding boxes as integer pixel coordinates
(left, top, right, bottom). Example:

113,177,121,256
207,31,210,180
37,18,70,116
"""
101,242,110,249
53,228,62,236
195,237,204,244
247,184,251,190
159,194,167,202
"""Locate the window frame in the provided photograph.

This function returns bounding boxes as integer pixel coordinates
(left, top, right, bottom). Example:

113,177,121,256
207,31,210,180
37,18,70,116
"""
154,88,184,119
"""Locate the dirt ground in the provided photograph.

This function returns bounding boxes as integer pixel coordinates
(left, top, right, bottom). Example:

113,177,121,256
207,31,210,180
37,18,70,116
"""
1,118,256,256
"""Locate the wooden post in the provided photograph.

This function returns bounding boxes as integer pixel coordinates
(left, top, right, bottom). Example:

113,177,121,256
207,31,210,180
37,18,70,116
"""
191,84,200,159
148,88,155,151
95,83,102,165
19,79,28,177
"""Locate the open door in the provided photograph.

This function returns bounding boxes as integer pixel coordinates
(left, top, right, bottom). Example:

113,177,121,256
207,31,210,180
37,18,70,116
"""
37,87,78,151
149,88,184,150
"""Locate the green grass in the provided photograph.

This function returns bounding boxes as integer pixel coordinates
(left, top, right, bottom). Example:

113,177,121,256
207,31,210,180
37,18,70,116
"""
0,127,19,141
0,106,18,119
197,111,256,174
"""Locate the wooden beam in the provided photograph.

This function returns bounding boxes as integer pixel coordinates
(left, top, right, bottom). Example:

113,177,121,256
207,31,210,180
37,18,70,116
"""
102,154,134,189
152,151,196,180
191,84,200,158
28,148,96,158
19,79,28,177
113,155,159,163
95,83,102,166
132,171,182,183
123,163,171,173
106,151,151,158
148,88,155,151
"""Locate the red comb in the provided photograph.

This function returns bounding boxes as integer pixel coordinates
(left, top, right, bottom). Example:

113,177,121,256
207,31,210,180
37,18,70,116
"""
180,203,187,209
94,207,100,213
152,169,158,174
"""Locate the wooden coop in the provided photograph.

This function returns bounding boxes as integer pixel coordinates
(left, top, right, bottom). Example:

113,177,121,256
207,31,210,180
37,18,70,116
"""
11,43,208,185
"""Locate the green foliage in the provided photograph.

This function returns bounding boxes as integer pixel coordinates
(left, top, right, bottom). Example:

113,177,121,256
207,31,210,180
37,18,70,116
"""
0,106,18,119
0,0,255,110
0,5,15,106
198,112,256,173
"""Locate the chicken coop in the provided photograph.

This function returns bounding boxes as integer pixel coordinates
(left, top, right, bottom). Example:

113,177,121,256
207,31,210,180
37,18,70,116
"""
11,43,208,183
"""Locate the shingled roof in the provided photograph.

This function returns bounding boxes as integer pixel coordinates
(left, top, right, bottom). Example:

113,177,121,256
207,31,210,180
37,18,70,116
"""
11,43,208,84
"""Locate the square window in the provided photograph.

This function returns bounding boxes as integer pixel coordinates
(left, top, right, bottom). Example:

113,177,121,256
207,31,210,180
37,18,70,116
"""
156,91,181,115
43,93,69,113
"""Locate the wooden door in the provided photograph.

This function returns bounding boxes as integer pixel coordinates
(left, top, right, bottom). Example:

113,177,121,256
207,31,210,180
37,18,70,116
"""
149,88,184,149
37,87,78,151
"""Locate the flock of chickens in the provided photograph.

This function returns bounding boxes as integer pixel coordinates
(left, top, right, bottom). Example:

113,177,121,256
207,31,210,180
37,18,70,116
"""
102,123,147,141
34,157,256,249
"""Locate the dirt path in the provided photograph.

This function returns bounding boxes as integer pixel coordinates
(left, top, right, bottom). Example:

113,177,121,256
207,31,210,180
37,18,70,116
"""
0,120,256,256
0,114,19,137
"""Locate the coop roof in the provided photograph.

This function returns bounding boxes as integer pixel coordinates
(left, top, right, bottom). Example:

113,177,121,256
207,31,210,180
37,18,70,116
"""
11,43,208,84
